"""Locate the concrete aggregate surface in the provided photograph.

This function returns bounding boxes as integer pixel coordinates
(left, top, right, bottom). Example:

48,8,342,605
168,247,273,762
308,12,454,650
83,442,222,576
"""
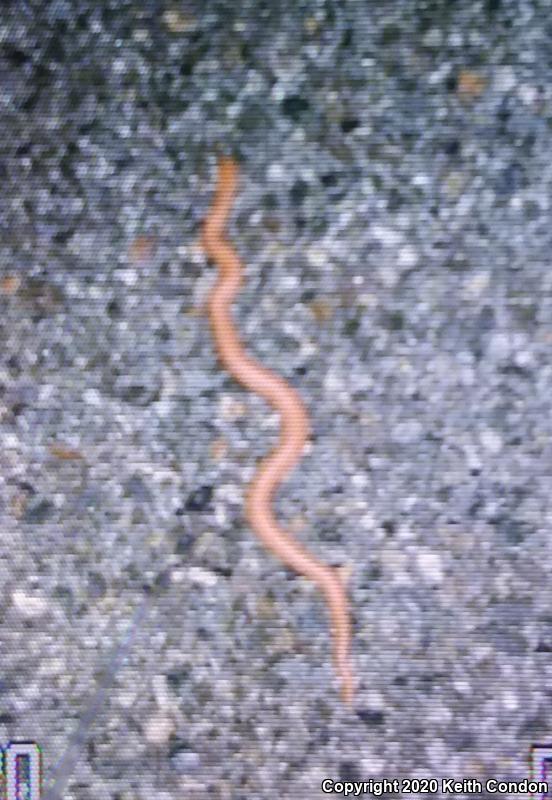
1,1,552,798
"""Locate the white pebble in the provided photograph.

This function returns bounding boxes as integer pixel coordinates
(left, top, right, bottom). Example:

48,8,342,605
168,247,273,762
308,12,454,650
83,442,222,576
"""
12,590,50,618
359,512,376,530
454,679,471,696
415,549,444,584
39,657,65,677
487,332,511,361
187,566,218,588
83,388,102,406
351,473,368,489
480,428,503,454
116,687,139,709
306,246,327,268
459,364,475,386
518,83,538,106
371,224,402,247
267,162,285,181
514,348,535,369
360,755,385,774
143,713,175,745
323,367,343,394
422,28,443,48
463,271,490,299
3,433,21,450
119,268,138,287
426,738,447,769
493,66,517,93
377,264,400,288
279,274,300,291
380,548,412,586
412,173,431,188
397,244,419,268
501,688,519,711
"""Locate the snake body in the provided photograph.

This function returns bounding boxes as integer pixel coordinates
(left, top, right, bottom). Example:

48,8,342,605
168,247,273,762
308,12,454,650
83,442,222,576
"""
202,157,353,704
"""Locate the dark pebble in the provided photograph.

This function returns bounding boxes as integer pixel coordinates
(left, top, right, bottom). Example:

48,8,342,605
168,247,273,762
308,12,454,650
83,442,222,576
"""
87,572,108,600
24,497,54,523
356,709,385,725
184,485,213,512
281,94,309,121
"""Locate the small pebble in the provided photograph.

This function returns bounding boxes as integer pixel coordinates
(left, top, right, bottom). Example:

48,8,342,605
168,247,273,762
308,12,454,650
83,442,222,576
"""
501,688,519,710
487,332,511,361
479,428,503,455
493,65,517,93
12,590,50,619
187,567,218,588
392,419,423,444
397,244,419,268
415,549,444,584
371,224,402,247
184,485,213,512
143,713,175,746
170,748,202,774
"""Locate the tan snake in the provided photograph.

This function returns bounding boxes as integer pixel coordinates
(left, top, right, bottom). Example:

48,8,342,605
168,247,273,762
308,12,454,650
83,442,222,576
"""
202,156,354,704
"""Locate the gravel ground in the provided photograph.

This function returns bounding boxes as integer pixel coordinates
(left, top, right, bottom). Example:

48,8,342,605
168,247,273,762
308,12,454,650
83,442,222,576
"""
1,2,552,799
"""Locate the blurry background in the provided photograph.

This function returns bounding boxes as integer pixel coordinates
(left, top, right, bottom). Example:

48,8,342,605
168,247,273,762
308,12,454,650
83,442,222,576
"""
1,1,552,798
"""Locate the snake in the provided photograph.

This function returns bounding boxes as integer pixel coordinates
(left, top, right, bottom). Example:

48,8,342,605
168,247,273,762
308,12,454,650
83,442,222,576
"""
202,156,354,704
